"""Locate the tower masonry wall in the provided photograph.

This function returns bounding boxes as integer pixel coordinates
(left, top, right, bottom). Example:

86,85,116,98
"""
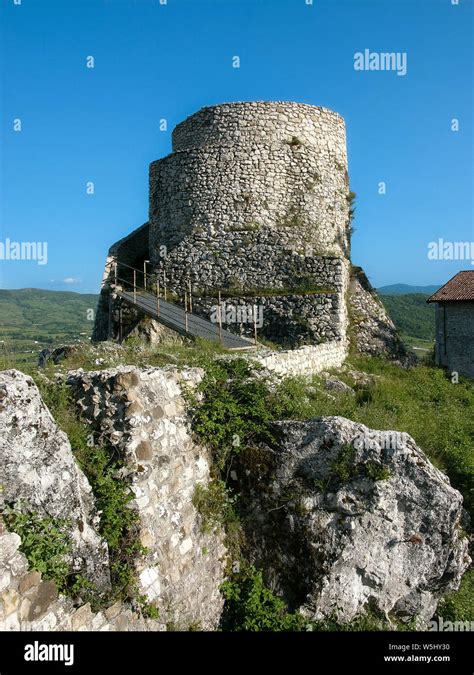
149,102,350,279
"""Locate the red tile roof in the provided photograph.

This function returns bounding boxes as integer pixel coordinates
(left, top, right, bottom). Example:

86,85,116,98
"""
427,271,474,303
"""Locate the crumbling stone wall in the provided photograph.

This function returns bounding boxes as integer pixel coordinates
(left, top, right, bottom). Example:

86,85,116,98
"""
255,341,348,376
93,101,403,361
93,223,150,342
93,101,352,348
0,526,161,631
67,366,226,630
189,256,350,347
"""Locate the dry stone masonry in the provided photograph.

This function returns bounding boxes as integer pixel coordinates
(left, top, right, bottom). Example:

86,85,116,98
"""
0,526,161,632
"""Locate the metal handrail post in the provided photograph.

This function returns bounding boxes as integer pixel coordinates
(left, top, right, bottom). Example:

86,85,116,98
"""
218,291,223,344
184,291,189,332
144,260,149,290
133,270,137,303
253,304,258,344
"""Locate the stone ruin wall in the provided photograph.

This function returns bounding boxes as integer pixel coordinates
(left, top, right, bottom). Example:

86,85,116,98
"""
92,101,408,359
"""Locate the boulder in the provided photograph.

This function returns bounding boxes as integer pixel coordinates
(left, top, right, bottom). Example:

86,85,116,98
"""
38,345,77,368
323,377,354,394
235,415,470,624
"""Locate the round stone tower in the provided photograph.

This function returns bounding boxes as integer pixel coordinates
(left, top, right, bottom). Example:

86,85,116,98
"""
94,101,405,355
149,101,351,293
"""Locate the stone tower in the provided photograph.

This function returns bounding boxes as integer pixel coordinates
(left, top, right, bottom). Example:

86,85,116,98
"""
144,102,351,346
95,102,402,355
150,102,350,272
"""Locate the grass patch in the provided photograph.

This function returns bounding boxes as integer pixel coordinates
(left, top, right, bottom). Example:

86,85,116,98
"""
364,460,391,482
184,357,276,472
221,566,306,631
186,353,472,627
436,569,473,622
27,336,227,376
286,136,303,147
220,565,416,632
331,444,357,482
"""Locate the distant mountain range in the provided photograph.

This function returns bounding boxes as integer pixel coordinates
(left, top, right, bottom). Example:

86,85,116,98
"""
377,284,440,296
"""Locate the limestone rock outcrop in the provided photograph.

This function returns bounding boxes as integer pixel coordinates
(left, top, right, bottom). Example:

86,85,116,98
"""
0,370,110,590
234,416,470,624
349,266,410,362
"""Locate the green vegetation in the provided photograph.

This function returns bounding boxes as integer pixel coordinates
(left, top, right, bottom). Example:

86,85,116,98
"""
3,508,71,592
378,284,440,296
318,445,391,486
221,566,306,631
23,336,226,376
347,190,356,227
185,358,275,471
437,570,474,622
331,444,357,482
0,289,97,365
192,481,237,534
221,565,420,632
364,460,391,482
286,136,303,147
186,351,473,521
2,314,471,627
229,222,261,232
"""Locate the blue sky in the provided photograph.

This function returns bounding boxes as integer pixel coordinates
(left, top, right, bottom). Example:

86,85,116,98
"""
0,0,472,293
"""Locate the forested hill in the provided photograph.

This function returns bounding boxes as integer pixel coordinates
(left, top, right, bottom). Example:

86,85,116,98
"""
0,288,98,363
379,293,435,341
